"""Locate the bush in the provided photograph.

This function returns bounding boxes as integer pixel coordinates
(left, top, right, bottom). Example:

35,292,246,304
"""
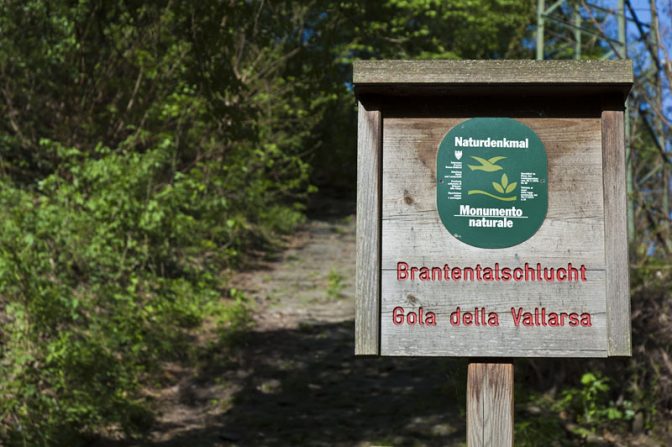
0,2,314,441
0,141,305,444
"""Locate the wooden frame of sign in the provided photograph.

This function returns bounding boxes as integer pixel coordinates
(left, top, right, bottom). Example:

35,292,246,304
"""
354,60,633,358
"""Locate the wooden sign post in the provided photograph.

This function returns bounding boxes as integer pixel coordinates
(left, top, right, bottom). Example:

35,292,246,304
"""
353,60,633,446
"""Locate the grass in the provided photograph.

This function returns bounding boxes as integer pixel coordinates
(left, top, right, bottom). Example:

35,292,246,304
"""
326,269,345,300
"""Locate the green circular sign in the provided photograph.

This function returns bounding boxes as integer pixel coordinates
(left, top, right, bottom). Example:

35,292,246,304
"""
437,118,548,249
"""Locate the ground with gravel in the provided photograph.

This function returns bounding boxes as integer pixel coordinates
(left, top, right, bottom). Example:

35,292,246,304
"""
140,200,467,447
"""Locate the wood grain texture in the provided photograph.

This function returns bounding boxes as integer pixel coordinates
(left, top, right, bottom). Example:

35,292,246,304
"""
382,118,605,266
380,270,608,357
380,117,609,357
355,101,382,355
601,110,632,356
467,362,514,447
353,60,633,86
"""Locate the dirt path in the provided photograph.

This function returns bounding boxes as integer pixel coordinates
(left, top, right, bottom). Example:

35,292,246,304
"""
143,201,466,447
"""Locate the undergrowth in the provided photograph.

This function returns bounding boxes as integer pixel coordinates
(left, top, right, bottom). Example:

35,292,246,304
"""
0,143,305,445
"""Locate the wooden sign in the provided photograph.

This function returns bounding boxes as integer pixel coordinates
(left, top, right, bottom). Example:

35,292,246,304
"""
354,60,633,358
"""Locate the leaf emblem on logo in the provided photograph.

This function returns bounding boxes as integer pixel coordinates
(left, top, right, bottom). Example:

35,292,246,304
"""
489,173,517,196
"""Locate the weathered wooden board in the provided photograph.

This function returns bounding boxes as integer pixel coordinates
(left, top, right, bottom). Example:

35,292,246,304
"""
380,270,607,357
467,362,514,447
354,60,632,88
355,101,382,355
602,110,632,356
380,117,608,357
382,118,605,266
353,60,632,359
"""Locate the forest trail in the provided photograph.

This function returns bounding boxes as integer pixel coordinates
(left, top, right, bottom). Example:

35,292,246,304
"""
143,199,466,447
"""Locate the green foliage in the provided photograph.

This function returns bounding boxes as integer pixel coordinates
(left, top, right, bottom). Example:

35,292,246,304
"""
517,262,672,442
0,143,277,443
212,288,255,347
0,0,540,443
307,0,535,191
515,414,567,447
341,0,533,60
555,372,635,429
326,269,345,300
0,0,311,444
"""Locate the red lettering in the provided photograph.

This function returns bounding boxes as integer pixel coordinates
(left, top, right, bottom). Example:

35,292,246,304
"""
450,307,461,326
476,307,484,326
525,262,534,281
580,313,592,326
463,267,474,281
410,266,419,280
509,307,592,327
393,307,405,325
548,312,559,326
557,268,567,281
407,311,417,325
511,307,523,326
396,262,588,283
393,306,438,326
560,312,568,325
569,313,579,326
397,262,409,280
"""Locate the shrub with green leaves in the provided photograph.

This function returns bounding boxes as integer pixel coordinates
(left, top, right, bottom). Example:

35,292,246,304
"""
0,140,304,444
555,372,635,430
0,2,311,442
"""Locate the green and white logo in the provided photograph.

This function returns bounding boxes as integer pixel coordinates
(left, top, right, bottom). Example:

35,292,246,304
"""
437,118,548,249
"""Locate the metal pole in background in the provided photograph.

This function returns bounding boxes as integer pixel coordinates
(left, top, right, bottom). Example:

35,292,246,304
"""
573,2,582,59
650,1,665,211
537,0,545,60
650,0,669,246
617,0,635,243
